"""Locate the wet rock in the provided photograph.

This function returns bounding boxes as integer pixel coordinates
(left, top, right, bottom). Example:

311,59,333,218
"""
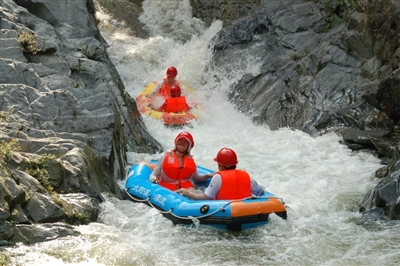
336,128,391,151
360,171,400,220
58,193,101,225
12,223,80,245
11,204,30,224
25,193,66,223
0,221,14,245
360,207,385,221
209,0,399,134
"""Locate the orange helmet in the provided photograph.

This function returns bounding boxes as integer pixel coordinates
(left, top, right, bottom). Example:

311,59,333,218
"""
214,148,238,167
174,131,194,153
170,85,181,97
166,66,178,77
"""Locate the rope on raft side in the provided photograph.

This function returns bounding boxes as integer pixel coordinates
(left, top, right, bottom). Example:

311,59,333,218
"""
124,189,228,219
124,188,284,220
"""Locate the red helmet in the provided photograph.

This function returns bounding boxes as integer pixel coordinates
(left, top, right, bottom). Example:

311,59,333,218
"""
174,131,194,153
166,66,178,77
214,148,238,167
170,85,181,97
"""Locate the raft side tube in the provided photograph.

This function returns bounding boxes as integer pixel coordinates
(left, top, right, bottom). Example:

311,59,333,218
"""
125,162,156,200
125,163,152,187
230,198,286,217
161,212,270,231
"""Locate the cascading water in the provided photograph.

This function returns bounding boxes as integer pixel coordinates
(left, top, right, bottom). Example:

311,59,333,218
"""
5,1,400,265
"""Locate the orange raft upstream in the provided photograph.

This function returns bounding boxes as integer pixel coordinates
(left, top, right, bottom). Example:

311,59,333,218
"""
124,160,287,231
136,81,199,125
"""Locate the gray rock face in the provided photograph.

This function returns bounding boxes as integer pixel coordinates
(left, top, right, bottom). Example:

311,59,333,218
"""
0,0,162,245
209,1,399,133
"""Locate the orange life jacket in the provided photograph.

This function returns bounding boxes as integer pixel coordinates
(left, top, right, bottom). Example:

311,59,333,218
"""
158,78,179,97
215,170,252,200
159,151,196,190
165,96,189,113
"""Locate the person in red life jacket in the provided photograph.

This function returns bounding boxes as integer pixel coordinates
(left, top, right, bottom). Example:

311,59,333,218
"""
152,66,180,97
157,85,190,113
177,148,265,200
149,131,213,191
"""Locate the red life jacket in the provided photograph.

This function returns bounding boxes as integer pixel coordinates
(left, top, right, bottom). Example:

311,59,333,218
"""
165,96,189,113
159,151,196,190
215,170,252,200
158,78,178,97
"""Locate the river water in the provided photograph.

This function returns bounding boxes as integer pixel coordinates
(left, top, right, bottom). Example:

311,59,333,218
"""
6,1,400,265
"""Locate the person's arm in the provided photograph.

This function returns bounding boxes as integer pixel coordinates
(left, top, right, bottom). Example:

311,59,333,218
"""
158,101,167,111
151,80,164,95
178,189,211,200
177,174,221,200
149,153,166,182
191,171,214,182
250,178,265,196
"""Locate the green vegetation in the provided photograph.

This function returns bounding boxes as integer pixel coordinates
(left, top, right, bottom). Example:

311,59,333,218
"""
70,64,88,72
0,139,21,160
84,46,103,60
361,67,374,80
0,251,12,266
70,59,88,73
0,109,13,122
17,31,38,54
26,154,57,192
365,0,400,68
51,193,91,224
73,82,85,88
24,153,92,224
311,0,357,32
296,64,304,76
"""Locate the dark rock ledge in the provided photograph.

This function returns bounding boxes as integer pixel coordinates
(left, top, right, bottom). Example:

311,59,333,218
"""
337,128,400,221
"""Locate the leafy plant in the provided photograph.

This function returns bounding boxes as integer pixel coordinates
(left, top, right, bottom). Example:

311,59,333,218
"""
296,64,304,76
17,31,38,54
51,193,91,224
0,139,21,159
0,109,13,122
0,251,12,266
26,154,57,192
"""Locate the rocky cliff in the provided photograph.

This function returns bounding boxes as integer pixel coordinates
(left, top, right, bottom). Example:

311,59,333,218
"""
0,0,162,245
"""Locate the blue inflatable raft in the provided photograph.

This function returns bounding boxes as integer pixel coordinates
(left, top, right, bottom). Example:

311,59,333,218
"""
124,160,287,231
